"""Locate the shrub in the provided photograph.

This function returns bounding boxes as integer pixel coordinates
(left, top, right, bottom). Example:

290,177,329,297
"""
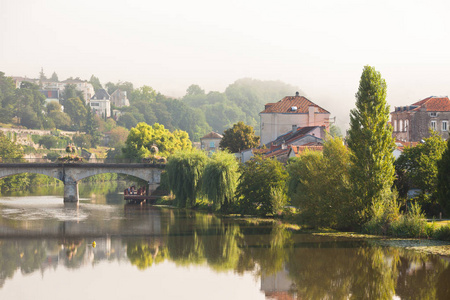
433,225,450,241
389,203,431,238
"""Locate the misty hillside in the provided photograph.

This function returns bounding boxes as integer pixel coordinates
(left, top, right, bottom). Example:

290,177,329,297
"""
0,73,304,142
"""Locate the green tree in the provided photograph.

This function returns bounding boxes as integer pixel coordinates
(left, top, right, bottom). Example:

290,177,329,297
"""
166,149,209,208
219,121,260,153
38,135,58,149
0,132,29,192
0,72,16,123
186,84,205,96
108,126,129,148
122,122,192,161
50,72,59,82
64,97,87,130
46,100,62,114
62,84,84,103
437,138,450,216
236,155,288,215
15,82,46,128
396,131,447,215
347,66,395,223
202,151,240,212
287,138,353,228
89,75,102,91
48,111,71,130
131,85,157,103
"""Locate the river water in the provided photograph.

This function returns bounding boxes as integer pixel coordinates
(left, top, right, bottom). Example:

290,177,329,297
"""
0,182,449,299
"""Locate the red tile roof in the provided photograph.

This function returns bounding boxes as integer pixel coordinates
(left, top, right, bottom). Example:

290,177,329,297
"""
260,95,330,114
290,145,324,156
412,96,450,112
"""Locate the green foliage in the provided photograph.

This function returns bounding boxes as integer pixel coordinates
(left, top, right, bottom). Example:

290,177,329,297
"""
433,225,450,241
72,133,92,148
108,126,129,148
186,84,205,96
64,97,87,130
0,132,28,192
363,201,432,238
45,152,61,162
122,122,192,161
347,66,395,223
236,155,288,215
89,75,102,91
49,110,71,130
46,100,62,114
287,137,354,228
395,131,447,215
202,151,240,212
38,135,58,149
0,72,16,123
50,71,59,82
166,149,209,208
329,124,342,137
62,84,84,103
219,121,260,153
437,138,450,217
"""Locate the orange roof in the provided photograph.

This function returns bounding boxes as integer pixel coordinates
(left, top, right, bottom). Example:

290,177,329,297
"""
261,95,330,114
290,145,324,156
412,96,450,112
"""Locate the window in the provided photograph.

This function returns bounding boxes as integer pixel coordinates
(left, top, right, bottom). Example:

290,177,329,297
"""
209,141,215,148
399,120,403,132
442,121,448,132
91,103,100,106
393,120,397,132
431,120,437,131
430,112,437,117
404,120,409,131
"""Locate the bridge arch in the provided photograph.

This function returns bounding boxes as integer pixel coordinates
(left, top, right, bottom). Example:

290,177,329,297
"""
0,163,164,203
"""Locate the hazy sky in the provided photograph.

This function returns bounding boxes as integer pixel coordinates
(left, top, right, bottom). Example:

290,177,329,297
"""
1,0,450,129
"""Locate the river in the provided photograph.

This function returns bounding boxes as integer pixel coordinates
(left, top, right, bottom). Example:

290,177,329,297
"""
0,182,449,299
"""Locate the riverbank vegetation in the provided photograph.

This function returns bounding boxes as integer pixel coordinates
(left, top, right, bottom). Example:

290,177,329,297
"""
161,66,450,243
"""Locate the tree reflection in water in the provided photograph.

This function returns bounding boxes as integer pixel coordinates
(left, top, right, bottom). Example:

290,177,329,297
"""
0,210,450,299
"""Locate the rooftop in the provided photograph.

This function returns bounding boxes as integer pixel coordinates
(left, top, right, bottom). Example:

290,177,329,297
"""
260,95,330,114
201,131,223,139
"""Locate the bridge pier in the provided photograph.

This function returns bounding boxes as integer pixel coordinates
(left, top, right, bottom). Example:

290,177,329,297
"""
64,180,79,203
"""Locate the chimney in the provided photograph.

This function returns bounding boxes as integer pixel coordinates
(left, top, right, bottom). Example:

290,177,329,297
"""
295,91,299,97
292,125,297,132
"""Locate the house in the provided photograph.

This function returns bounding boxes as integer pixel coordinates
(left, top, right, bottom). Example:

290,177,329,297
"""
238,126,325,163
265,126,325,148
391,96,450,142
90,89,111,118
110,89,130,107
200,131,223,152
259,92,331,145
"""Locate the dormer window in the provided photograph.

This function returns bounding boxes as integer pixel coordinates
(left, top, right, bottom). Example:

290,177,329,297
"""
430,112,438,117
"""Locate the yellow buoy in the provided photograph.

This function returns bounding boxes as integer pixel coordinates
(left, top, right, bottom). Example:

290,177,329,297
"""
92,241,96,248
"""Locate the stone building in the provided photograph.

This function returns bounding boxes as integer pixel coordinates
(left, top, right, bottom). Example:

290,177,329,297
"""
391,96,450,142
200,131,223,153
110,89,130,107
259,92,330,145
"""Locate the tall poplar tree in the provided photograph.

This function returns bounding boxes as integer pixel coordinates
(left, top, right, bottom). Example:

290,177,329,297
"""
347,66,395,222
437,138,450,216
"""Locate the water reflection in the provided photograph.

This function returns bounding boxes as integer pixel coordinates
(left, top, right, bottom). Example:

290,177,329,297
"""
0,196,450,299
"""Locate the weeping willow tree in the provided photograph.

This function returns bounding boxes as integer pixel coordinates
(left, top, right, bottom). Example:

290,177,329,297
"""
166,149,209,208
202,151,240,212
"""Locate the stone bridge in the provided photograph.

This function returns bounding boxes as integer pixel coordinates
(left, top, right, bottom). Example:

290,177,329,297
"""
0,163,165,203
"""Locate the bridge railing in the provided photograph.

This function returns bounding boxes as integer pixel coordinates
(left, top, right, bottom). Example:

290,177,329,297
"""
0,158,152,164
